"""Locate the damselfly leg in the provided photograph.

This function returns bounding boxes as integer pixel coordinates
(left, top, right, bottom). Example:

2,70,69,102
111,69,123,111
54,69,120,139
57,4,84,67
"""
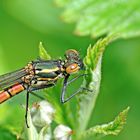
61,74,92,103
67,74,87,85
25,86,30,128
30,92,45,100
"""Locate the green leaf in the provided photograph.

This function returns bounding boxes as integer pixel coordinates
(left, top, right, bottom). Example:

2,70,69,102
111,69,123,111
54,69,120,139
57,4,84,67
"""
55,0,140,38
84,34,118,87
24,109,38,140
81,107,130,138
38,126,52,140
76,35,117,137
39,42,51,60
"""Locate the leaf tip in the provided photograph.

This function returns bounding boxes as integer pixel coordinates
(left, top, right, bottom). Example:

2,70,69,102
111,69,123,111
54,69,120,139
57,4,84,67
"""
38,42,51,60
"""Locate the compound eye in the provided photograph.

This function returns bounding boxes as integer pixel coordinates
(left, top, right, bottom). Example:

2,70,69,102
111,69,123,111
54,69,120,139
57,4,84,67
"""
66,63,80,74
65,49,79,59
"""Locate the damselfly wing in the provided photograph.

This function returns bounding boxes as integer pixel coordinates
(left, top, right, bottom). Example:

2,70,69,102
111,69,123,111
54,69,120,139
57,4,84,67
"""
0,68,28,90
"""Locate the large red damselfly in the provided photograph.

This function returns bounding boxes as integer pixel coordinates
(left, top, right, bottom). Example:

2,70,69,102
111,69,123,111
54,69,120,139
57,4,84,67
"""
0,49,90,127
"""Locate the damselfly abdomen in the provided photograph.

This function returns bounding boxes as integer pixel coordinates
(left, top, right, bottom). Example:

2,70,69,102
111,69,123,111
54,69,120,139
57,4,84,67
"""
0,49,88,127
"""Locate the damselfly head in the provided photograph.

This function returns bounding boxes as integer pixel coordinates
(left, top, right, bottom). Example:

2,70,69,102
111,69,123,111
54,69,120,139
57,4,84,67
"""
64,49,84,74
65,49,79,60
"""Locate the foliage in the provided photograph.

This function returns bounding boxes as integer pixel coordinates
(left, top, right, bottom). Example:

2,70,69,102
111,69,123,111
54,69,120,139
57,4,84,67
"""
39,42,51,60
81,107,130,138
76,35,118,137
23,36,129,140
55,0,140,38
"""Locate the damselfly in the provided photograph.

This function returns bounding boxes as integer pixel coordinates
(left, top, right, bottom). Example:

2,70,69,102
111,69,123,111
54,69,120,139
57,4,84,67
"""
0,49,89,127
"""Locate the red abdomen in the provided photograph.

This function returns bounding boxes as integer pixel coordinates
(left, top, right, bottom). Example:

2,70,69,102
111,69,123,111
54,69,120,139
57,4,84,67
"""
0,84,25,103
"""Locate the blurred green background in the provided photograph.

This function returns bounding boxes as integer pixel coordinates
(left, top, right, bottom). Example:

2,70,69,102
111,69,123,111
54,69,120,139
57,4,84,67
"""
0,0,140,140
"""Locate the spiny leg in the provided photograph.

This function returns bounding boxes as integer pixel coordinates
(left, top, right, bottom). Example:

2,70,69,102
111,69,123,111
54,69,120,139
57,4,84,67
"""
61,74,93,103
61,87,82,103
25,89,30,128
61,74,70,103
67,74,87,85
25,91,44,128
24,81,56,128
29,83,55,100
30,91,45,100
67,73,93,92
61,86,91,103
